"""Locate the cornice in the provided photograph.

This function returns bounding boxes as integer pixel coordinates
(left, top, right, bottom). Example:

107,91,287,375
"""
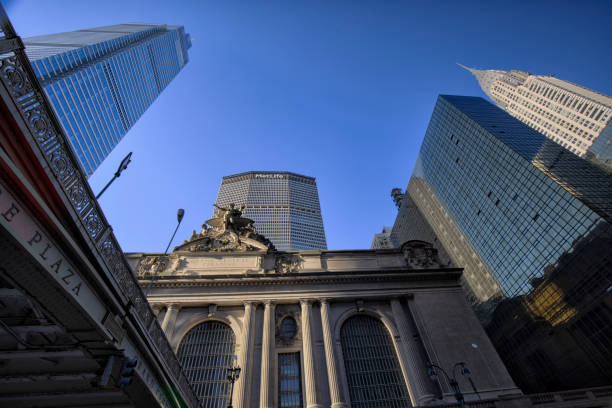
139,268,462,290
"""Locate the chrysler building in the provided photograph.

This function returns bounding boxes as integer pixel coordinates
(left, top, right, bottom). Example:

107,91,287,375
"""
461,64,611,171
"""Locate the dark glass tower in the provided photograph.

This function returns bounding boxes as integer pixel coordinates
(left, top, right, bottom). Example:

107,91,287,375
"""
24,24,191,176
214,171,327,250
395,95,612,392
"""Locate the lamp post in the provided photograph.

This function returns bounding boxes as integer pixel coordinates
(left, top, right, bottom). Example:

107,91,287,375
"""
226,365,241,408
95,152,132,199
427,362,473,408
144,208,185,296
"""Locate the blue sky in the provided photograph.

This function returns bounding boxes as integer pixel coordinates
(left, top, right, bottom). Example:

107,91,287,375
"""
4,0,612,251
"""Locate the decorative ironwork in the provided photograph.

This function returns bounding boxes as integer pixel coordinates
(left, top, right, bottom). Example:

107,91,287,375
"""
0,20,198,408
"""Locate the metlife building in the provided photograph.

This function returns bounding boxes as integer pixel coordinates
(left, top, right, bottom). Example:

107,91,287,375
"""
214,171,327,250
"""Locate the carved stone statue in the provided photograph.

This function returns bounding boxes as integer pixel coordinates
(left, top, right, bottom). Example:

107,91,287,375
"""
173,203,276,253
274,254,304,274
137,255,167,277
401,240,441,268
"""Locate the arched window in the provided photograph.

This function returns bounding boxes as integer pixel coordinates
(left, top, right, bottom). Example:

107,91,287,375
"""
341,315,412,408
177,321,235,408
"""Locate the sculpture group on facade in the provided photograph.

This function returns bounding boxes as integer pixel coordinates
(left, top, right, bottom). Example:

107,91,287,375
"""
175,203,276,253
401,240,442,268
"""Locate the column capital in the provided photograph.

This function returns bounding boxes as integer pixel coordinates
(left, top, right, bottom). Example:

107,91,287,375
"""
166,303,182,310
299,298,314,306
243,300,258,308
318,297,331,305
263,299,276,306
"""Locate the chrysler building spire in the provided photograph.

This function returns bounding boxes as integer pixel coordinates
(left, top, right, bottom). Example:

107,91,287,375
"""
459,63,612,166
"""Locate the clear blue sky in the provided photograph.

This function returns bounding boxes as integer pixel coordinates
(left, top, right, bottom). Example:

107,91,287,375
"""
4,0,612,252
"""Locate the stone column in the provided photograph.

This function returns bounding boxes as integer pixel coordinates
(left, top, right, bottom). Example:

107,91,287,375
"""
260,300,275,408
319,299,347,408
300,299,322,408
235,301,256,408
390,297,435,405
160,303,181,340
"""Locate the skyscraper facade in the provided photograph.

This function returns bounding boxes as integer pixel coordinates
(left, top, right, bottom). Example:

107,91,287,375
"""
461,65,612,166
24,24,191,175
395,95,612,392
370,226,393,249
214,171,327,250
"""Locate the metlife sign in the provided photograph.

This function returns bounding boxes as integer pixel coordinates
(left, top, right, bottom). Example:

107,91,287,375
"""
254,173,286,179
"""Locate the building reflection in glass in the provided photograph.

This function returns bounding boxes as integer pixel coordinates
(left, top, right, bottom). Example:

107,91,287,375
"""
393,95,612,392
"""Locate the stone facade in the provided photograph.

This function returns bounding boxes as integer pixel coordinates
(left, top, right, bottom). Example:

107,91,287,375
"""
129,241,522,407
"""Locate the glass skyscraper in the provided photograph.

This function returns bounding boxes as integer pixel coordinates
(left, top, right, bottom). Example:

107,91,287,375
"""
394,95,612,392
214,171,327,250
24,24,191,176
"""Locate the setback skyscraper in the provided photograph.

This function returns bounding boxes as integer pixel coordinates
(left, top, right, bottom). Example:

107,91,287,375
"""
370,226,393,249
461,65,612,172
214,171,327,250
24,24,191,175
393,95,612,392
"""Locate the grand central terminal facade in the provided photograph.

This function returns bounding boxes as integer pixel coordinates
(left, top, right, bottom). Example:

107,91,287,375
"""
128,208,522,408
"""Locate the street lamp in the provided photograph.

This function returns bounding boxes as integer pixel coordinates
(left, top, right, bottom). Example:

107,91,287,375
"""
226,365,241,408
427,361,474,408
95,152,132,199
144,208,185,296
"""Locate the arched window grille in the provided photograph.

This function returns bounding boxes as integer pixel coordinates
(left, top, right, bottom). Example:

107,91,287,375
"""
340,315,412,408
177,321,236,408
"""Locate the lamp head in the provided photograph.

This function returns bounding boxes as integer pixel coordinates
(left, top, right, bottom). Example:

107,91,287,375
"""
460,364,471,376
177,208,185,223
115,152,132,177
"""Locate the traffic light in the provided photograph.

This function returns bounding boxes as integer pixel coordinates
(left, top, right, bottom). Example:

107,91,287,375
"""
117,358,137,388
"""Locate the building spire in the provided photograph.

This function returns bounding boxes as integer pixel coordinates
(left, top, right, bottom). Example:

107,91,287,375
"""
457,62,475,73
458,63,508,102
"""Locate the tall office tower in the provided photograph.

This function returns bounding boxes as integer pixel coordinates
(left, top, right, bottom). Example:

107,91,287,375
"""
396,95,612,392
370,227,393,249
461,65,612,169
214,171,327,250
24,24,191,176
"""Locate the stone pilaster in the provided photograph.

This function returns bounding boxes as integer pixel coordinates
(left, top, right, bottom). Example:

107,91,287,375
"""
259,300,275,408
319,299,347,408
234,301,256,408
390,297,436,405
300,299,322,408
160,303,181,340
